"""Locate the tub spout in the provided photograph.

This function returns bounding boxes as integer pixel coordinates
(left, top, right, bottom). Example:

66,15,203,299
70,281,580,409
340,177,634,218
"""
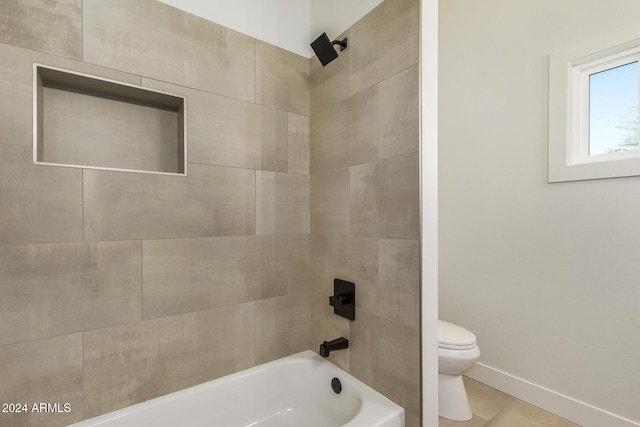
319,337,349,357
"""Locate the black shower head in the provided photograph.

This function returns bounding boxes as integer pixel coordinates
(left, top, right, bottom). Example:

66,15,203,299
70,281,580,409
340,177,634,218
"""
311,32,348,67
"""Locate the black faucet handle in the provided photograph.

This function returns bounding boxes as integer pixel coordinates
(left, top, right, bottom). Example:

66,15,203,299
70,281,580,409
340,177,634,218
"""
330,279,355,321
329,293,352,308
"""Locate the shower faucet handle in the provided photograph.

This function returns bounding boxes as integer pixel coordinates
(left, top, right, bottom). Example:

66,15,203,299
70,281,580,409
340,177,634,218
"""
329,293,352,308
330,279,355,321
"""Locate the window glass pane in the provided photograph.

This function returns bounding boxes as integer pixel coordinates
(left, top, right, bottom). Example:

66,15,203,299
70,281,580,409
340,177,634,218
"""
589,61,639,155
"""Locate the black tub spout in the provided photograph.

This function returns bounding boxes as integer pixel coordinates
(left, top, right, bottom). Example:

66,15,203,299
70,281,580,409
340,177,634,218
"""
319,337,349,357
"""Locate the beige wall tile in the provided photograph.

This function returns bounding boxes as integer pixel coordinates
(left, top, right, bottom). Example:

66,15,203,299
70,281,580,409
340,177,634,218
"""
288,113,310,174
83,0,255,102
349,0,418,94
256,172,310,234
0,334,83,426
310,292,350,371
379,65,419,159
0,42,140,149
143,236,259,319
143,234,309,319
311,234,378,299
258,234,294,300
350,153,419,239
0,241,141,346
0,144,82,244
311,167,351,235
376,153,419,239
310,85,378,173
0,43,37,147
349,160,379,237
83,303,256,418
143,78,288,172
256,41,309,116
405,412,422,427
256,293,310,364
258,107,289,173
284,234,311,294
143,235,288,319
0,0,82,59
310,30,352,115
83,164,255,241
377,239,420,327
350,309,421,419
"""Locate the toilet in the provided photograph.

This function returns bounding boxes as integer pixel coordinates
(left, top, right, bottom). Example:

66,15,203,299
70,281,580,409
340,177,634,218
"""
438,320,481,421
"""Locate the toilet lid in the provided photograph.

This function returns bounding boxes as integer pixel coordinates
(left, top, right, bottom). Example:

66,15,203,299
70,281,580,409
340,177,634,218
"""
438,320,477,350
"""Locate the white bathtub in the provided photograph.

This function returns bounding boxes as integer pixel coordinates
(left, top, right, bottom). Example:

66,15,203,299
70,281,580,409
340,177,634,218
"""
68,350,404,427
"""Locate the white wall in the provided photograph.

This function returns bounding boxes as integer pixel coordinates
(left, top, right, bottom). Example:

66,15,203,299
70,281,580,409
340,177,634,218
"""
439,1,640,426
157,0,383,57
157,0,310,56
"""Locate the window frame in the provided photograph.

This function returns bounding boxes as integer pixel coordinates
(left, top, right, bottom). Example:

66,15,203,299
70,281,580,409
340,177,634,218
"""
548,29,640,183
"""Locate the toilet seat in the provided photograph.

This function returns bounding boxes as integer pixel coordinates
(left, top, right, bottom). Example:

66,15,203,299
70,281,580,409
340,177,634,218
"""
438,320,477,350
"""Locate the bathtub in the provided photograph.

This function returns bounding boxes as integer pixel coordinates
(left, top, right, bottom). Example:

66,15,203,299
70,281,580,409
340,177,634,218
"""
68,350,404,427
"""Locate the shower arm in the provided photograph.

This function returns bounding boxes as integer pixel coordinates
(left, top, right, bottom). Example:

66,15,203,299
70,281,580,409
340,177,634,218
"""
332,38,348,51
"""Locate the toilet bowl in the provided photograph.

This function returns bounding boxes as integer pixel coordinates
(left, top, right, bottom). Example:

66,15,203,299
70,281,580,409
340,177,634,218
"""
438,320,480,421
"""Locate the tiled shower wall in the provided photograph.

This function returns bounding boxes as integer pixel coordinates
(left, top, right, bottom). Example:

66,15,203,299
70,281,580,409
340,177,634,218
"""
1,0,421,426
309,0,421,425
0,0,310,425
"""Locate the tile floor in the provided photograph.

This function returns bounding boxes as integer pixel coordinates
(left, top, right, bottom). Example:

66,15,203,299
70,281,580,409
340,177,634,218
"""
439,377,582,427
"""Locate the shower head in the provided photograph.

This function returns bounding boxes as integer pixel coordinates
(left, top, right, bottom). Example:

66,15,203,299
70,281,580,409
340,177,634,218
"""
311,32,348,67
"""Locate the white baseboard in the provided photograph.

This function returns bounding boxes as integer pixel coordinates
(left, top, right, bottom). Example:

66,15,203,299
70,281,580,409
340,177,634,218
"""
466,362,640,427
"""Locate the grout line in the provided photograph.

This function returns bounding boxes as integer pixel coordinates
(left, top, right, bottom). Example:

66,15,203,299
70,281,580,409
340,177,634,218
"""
81,168,85,242
347,164,352,236
286,112,290,174
140,240,144,321
253,301,258,365
254,39,257,105
377,80,381,161
80,0,84,61
81,331,85,420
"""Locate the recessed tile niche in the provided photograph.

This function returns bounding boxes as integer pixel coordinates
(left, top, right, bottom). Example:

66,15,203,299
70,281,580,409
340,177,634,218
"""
34,64,186,176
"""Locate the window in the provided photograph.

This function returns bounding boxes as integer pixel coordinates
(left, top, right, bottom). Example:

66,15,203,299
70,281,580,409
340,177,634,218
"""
587,61,638,156
548,35,640,182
